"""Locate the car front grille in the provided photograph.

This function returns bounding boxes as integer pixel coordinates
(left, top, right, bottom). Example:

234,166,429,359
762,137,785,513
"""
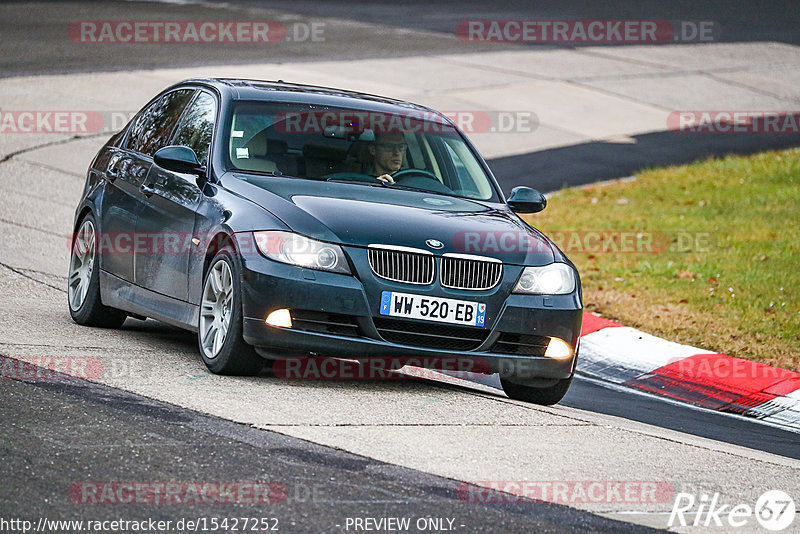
490,332,550,356
373,317,488,351
367,246,434,285
367,246,502,289
440,254,503,290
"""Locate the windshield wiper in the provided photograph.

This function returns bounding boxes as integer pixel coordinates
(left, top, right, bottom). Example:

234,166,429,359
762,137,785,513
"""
326,178,387,187
382,182,463,199
237,170,302,180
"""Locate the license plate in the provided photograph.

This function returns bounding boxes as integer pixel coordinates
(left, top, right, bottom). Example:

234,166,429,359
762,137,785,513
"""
379,291,487,327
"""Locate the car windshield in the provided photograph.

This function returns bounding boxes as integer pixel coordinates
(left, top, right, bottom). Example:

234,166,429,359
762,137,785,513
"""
226,102,499,201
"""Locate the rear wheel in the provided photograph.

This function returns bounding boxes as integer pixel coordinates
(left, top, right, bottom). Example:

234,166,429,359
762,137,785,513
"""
500,376,573,405
198,246,264,375
68,214,127,328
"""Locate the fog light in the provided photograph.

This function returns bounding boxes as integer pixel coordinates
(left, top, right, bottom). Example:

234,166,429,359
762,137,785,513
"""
544,337,572,358
266,309,292,328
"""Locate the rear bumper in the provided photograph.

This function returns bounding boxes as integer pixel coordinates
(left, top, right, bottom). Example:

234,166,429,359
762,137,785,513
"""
239,248,582,379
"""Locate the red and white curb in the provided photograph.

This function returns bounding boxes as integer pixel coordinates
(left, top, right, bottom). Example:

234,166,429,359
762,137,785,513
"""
578,313,800,430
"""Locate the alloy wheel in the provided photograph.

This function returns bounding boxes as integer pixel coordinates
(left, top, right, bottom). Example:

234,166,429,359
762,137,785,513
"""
199,259,234,359
68,219,96,311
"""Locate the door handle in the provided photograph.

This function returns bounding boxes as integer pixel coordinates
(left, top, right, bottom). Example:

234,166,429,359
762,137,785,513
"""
140,183,156,197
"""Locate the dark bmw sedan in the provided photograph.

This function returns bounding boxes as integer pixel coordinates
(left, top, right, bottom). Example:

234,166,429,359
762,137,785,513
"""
69,78,582,405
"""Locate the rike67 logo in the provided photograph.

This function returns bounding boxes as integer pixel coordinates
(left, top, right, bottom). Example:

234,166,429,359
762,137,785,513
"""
669,490,796,531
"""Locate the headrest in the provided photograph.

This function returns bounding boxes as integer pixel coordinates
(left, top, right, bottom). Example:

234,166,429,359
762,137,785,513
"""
303,144,346,161
245,131,288,157
265,139,288,155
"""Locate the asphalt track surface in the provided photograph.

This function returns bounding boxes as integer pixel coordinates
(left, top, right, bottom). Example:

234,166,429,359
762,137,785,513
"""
1,1,799,532
1,360,654,533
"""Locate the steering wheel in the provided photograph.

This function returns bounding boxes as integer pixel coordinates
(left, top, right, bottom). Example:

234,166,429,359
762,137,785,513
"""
392,169,440,182
390,169,454,194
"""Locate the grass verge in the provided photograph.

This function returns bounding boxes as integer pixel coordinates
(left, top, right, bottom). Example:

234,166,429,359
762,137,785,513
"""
523,148,800,371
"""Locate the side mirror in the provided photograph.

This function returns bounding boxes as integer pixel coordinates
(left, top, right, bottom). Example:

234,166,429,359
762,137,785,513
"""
507,186,547,213
154,145,204,175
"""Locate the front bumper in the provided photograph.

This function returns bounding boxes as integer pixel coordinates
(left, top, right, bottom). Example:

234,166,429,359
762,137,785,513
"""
238,242,582,379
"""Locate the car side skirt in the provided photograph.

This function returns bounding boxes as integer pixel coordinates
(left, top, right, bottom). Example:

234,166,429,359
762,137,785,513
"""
100,270,199,331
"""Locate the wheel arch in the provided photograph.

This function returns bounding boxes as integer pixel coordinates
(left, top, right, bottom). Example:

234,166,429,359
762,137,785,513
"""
73,205,94,232
202,230,239,278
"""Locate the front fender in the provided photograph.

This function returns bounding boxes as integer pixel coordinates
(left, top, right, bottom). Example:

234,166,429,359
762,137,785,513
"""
187,181,290,306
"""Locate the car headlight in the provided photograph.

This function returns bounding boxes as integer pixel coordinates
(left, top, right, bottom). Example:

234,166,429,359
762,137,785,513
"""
253,231,351,274
513,263,576,295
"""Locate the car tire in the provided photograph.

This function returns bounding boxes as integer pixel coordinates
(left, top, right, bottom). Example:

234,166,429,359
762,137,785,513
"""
500,376,573,406
198,246,264,376
68,213,128,328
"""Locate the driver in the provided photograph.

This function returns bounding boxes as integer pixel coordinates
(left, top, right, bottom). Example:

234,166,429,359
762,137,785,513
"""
368,131,407,184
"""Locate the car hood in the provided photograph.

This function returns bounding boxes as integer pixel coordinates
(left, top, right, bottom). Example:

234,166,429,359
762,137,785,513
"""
228,174,555,265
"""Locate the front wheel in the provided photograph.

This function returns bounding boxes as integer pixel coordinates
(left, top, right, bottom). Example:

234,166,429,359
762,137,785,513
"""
198,246,264,375
500,376,573,405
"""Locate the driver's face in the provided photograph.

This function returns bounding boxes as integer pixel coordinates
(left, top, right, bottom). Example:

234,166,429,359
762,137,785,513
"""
371,133,406,175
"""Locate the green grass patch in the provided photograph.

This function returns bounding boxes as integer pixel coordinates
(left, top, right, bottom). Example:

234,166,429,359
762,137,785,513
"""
524,148,800,370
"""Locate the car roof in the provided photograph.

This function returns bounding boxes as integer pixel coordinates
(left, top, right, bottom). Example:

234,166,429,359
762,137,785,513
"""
178,78,450,121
